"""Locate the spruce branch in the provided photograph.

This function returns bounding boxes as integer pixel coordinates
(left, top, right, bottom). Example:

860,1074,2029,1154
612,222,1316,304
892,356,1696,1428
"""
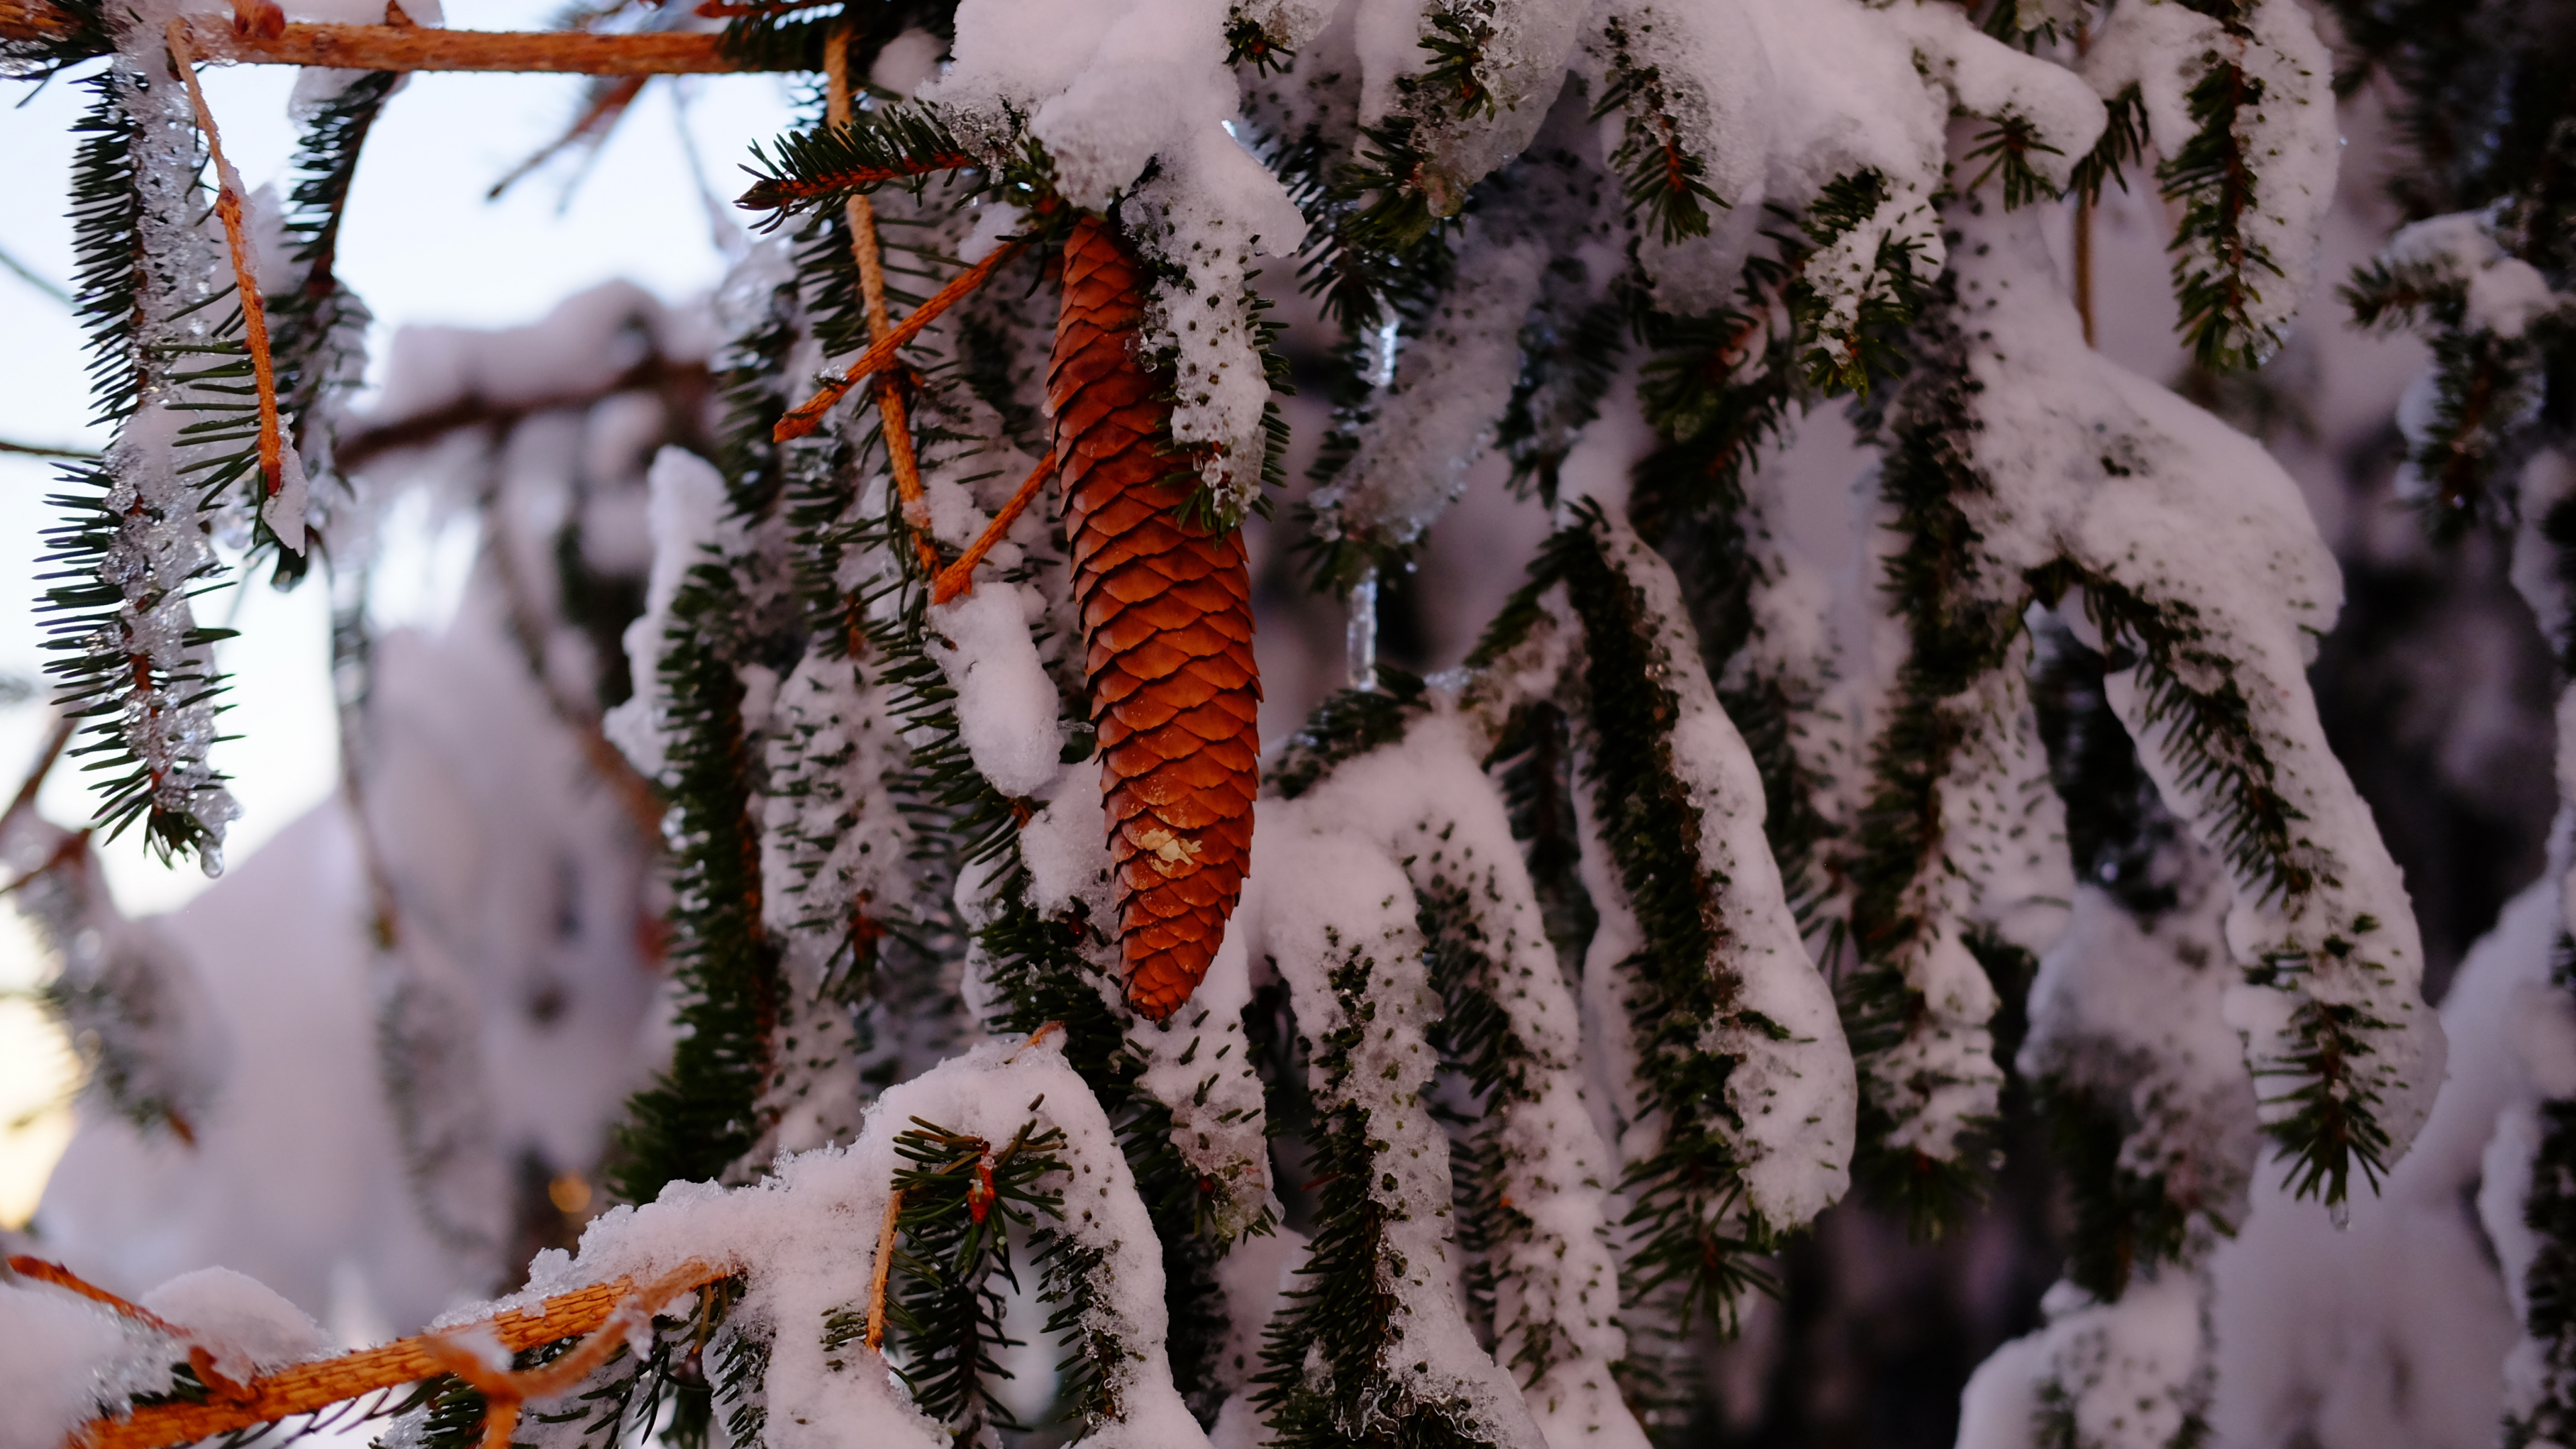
168,19,288,523
54,1263,732,1449
1591,13,1725,245
737,107,981,216
160,16,770,73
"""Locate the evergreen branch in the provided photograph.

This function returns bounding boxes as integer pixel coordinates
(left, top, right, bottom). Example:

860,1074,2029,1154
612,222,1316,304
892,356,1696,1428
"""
1841,312,2027,1233
737,109,981,217
1251,934,1516,1449
2161,54,2285,372
876,1117,1063,1431
1964,113,2068,210
1545,504,1782,1323
2057,569,2400,1205
1591,13,1724,244
608,561,785,1201
1223,7,1292,72
1789,170,1932,396
2069,85,2147,203
63,1267,732,1449
41,67,248,871
158,16,778,73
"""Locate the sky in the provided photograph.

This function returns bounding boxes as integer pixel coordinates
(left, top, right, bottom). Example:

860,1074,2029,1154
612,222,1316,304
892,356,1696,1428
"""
0,0,800,1227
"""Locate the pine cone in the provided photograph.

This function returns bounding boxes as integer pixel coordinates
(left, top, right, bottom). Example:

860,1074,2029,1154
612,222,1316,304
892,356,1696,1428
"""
1050,215,1260,1022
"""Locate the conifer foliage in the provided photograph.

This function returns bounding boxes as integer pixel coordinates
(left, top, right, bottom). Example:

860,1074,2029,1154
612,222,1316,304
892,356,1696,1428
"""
0,0,2477,1446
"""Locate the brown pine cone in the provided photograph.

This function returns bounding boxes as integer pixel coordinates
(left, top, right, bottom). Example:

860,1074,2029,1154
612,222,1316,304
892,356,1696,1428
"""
1049,214,1260,1022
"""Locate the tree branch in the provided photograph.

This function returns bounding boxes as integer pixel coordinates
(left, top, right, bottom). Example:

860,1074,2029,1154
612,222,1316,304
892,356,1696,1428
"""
0,3,782,74
62,1262,730,1449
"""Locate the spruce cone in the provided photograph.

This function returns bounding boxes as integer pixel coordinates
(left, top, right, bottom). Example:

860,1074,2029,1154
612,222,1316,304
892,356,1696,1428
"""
1050,214,1260,1022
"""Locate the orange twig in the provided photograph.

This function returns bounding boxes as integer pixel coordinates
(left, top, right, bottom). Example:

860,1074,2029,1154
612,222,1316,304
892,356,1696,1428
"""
65,1263,733,1449
932,451,1054,604
419,1262,716,1449
168,19,286,512
735,156,981,213
771,237,1024,443
7,1256,178,1334
171,17,761,73
824,28,941,578
866,1188,902,1352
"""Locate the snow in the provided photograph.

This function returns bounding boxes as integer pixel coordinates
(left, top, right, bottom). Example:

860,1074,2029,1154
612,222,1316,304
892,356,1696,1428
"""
368,282,690,428
1934,189,2445,1163
0,1277,171,1449
2382,210,2566,339
1958,1269,2205,1449
928,583,1066,798
140,1265,329,1384
926,0,1303,515
1128,926,1277,1240
1234,818,1549,1449
1578,517,1856,1227
604,445,732,782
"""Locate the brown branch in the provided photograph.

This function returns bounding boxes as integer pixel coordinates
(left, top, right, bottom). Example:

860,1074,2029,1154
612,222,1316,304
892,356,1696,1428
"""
0,438,99,460
487,74,650,201
418,1262,715,1449
67,1263,731,1449
865,1187,902,1352
169,20,287,511
482,475,669,846
2074,193,2096,348
7,1256,178,1334
5,716,74,825
172,16,763,74
735,156,981,213
826,28,942,578
334,353,710,474
771,236,1024,442
932,451,1053,604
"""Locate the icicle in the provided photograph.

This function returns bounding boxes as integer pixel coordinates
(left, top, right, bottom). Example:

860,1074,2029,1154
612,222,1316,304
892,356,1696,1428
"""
1346,565,1379,691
